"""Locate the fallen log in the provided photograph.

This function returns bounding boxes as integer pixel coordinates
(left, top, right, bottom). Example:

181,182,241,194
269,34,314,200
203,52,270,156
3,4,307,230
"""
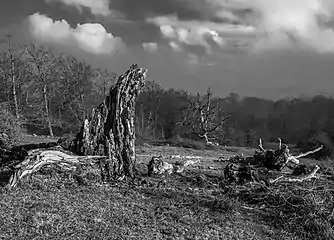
0,142,60,168
6,148,108,189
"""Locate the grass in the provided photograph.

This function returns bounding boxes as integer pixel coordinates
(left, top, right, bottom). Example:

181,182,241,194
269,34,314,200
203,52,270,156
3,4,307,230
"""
0,135,333,239
0,170,293,240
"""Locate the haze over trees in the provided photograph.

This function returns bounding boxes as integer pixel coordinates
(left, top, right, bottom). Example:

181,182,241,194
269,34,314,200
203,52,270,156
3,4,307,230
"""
0,34,333,159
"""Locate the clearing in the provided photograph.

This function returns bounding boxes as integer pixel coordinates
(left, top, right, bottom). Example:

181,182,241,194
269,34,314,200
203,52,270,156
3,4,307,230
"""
0,135,332,240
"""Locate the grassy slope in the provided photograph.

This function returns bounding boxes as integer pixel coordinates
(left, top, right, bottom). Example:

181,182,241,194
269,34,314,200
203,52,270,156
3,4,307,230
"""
0,135,330,240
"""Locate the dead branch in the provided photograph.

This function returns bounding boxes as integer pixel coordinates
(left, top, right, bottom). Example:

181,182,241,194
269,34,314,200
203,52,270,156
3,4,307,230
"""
294,145,324,159
258,138,265,152
7,148,108,189
278,137,282,150
269,165,320,184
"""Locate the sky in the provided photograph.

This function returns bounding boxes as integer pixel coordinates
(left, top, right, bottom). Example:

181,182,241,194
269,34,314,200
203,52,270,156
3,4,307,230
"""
1,0,334,99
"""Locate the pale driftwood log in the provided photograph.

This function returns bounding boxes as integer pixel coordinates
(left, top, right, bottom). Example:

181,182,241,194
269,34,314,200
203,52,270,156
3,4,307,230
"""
147,156,200,176
6,148,108,189
269,165,320,184
70,64,147,180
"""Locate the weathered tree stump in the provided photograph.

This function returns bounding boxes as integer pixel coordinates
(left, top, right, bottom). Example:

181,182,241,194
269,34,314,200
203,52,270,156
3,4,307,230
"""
70,64,147,181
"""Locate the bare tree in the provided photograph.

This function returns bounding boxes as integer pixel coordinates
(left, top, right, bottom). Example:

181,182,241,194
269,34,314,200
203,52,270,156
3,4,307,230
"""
92,68,116,102
136,81,163,139
55,55,95,123
183,88,231,144
24,44,57,136
0,33,27,118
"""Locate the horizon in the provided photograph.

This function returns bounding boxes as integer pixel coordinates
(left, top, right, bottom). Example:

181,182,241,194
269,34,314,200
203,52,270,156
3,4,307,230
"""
1,0,334,100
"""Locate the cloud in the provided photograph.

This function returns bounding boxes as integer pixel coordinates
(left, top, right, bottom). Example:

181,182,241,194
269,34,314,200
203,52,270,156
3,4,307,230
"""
44,0,112,16
147,15,255,54
142,42,158,53
204,0,334,52
27,13,125,55
169,41,182,52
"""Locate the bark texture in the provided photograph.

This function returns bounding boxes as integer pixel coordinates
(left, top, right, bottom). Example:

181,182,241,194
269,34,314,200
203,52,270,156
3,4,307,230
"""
6,148,108,189
70,64,147,180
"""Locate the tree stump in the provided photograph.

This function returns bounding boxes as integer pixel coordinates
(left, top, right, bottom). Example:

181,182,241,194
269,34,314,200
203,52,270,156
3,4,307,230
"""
70,64,147,181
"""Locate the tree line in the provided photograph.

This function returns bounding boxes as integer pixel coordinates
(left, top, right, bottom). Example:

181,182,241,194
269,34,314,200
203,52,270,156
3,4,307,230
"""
0,33,115,136
0,34,333,158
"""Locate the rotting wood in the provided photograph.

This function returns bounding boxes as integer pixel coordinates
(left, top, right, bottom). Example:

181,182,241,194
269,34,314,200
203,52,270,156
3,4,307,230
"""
6,148,108,189
70,64,147,181
224,138,324,184
255,138,323,171
147,155,200,176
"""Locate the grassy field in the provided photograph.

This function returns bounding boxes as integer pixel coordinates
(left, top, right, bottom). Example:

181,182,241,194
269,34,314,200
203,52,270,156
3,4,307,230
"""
0,135,333,239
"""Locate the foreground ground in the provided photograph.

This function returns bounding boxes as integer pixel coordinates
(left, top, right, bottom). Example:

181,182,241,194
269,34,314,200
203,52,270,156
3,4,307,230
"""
0,135,333,239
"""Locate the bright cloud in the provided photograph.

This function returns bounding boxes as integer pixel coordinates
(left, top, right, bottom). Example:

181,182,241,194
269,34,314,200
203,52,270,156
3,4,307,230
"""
204,0,334,52
142,42,158,53
147,15,254,54
169,41,182,52
44,0,111,16
27,13,125,55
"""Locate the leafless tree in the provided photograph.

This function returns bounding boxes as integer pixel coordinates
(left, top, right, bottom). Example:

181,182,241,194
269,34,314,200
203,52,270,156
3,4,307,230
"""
183,88,231,144
56,55,95,123
24,43,57,136
92,68,116,102
0,33,27,118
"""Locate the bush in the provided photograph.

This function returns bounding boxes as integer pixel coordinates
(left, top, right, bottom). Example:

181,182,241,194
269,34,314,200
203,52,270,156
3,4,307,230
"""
0,107,26,148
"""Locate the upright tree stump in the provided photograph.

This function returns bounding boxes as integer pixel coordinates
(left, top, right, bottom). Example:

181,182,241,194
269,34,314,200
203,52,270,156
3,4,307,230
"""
71,64,147,180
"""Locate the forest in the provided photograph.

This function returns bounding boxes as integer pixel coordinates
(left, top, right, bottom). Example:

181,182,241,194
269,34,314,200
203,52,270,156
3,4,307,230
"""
0,33,333,158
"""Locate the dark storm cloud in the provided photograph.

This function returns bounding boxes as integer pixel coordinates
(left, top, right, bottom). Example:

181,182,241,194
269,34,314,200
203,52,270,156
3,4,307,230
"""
0,0,95,28
111,0,204,21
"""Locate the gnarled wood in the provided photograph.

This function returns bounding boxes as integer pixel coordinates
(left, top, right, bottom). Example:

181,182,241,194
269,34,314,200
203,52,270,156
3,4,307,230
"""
6,148,108,189
70,64,147,180
255,138,323,171
147,155,200,176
